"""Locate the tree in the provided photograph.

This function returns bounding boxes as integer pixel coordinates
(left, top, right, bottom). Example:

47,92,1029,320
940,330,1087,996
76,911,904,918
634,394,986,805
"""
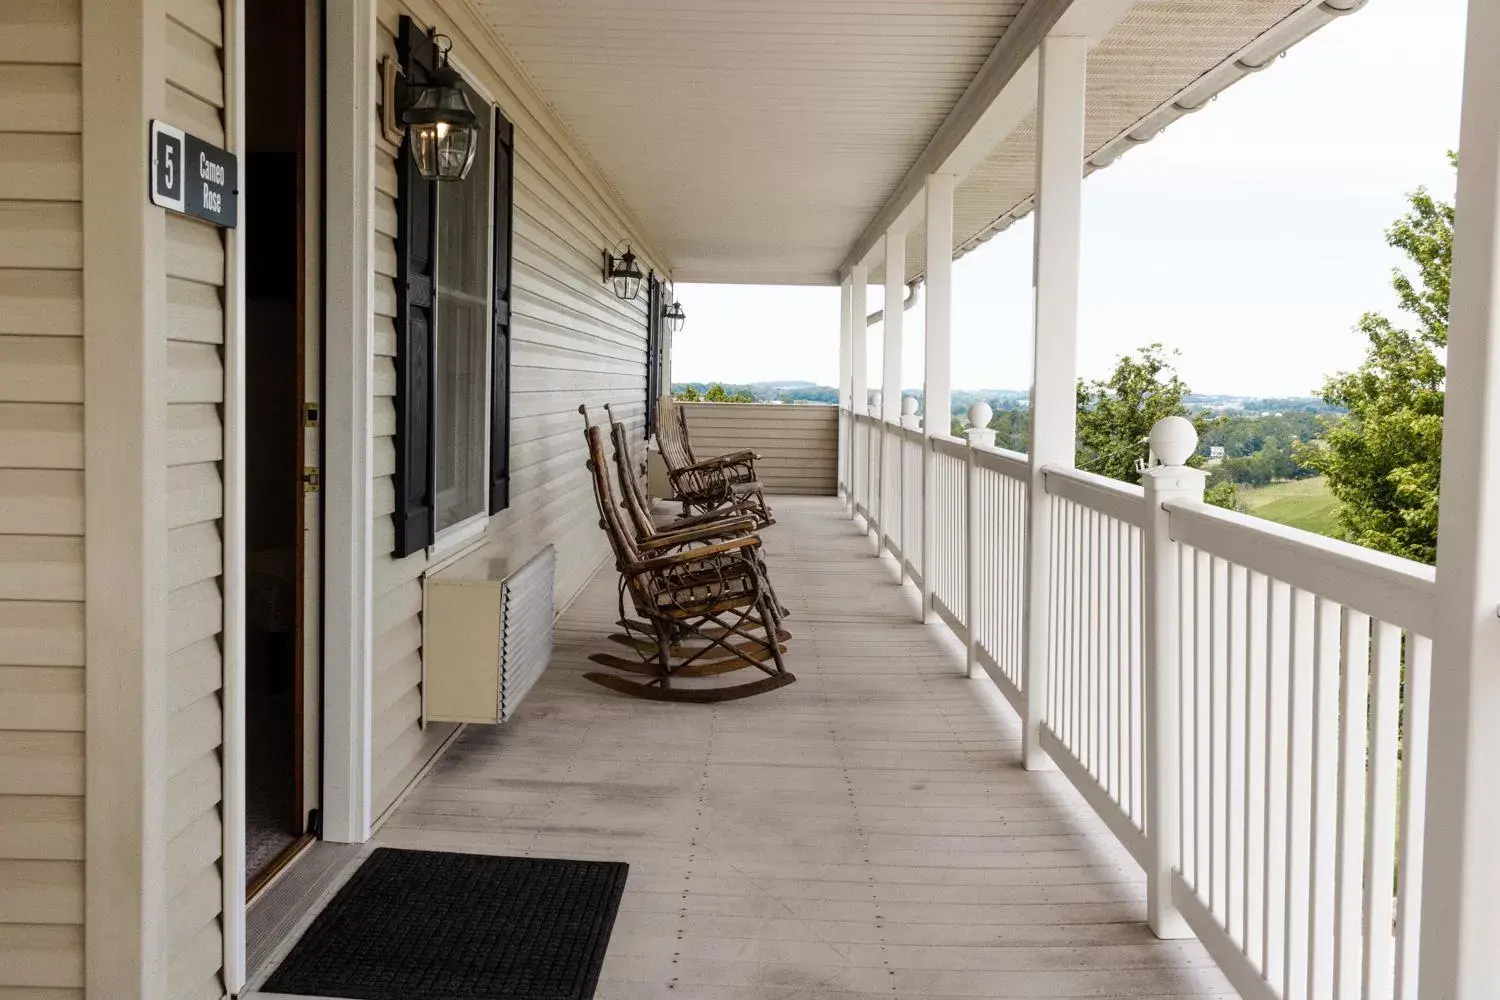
703,383,730,402
1298,156,1452,564
730,389,755,403
675,384,701,402
1075,344,1208,485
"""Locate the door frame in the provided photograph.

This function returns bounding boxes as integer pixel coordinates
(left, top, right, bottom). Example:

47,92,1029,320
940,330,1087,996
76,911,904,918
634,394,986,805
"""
221,0,249,988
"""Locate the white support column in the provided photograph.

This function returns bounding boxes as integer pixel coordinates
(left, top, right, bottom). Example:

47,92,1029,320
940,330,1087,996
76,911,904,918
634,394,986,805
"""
82,1,171,994
1141,419,1204,940
1419,2,1500,994
850,265,869,521
883,232,906,557
323,0,377,843
839,275,853,509
922,173,954,623
1021,34,1087,771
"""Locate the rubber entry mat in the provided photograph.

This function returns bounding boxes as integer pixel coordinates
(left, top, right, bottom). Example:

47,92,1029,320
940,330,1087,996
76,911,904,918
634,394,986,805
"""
262,848,628,999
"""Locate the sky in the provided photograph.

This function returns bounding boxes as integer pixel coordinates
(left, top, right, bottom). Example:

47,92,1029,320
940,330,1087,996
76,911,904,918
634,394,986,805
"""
670,0,1468,398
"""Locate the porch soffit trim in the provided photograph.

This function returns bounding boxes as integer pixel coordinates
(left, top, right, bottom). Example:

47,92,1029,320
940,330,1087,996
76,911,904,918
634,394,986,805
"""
838,0,1074,278
430,0,672,273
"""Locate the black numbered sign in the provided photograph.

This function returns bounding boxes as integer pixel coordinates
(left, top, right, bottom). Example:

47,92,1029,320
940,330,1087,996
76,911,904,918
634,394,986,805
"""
149,120,239,229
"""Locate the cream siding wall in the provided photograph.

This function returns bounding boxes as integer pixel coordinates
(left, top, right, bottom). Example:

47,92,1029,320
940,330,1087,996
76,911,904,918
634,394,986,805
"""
162,1,228,998
679,403,840,496
0,1,86,995
370,0,661,820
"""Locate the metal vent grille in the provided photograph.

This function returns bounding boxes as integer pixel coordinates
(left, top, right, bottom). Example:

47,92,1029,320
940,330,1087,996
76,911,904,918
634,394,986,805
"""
499,545,555,722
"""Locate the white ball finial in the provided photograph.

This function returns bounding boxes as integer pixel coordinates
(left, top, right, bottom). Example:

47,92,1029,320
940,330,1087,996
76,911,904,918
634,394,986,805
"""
869,390,882,415
902,395,919,416
1149,416,1198,467
967,401,993,430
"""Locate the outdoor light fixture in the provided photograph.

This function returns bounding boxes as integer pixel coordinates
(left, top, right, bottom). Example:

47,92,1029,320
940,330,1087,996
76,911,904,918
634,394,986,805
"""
400,32,480,182
603,242,645,300
664,297,686,333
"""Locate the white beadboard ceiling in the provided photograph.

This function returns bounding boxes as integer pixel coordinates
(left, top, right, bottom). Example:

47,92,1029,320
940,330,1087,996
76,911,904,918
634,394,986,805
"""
471,0,1359,286
471,0,1027,284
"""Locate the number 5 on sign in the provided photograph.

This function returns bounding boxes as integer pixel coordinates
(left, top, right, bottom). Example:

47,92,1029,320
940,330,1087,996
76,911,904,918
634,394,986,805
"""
150,120,187,213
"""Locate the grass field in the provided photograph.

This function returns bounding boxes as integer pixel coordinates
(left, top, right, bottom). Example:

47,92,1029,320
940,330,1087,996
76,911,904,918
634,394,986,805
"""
1238,477,1342,538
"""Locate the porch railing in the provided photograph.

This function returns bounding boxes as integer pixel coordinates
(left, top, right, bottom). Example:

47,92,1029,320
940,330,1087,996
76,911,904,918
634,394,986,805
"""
839,407,1435,1000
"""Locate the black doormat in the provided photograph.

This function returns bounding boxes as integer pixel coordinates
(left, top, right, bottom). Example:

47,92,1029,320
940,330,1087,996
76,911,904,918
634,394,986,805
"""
262,848,628,1000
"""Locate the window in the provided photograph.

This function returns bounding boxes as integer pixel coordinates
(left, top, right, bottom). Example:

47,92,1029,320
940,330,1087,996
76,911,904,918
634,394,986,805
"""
433,80,492,534
393,16,515,558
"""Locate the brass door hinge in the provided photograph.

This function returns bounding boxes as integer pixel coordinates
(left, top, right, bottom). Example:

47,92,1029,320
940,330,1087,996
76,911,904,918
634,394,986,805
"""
303,467,321,493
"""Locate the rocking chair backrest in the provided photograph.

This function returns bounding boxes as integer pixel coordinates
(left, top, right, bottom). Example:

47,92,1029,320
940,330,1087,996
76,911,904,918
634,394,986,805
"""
583,423,644,568
609,419,658,539
655,396,695,471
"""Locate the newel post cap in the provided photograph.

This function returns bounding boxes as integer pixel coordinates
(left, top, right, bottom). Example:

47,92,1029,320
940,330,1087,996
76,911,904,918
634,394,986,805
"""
967,401,993,430
1149,416,1198,467
902,395,919,416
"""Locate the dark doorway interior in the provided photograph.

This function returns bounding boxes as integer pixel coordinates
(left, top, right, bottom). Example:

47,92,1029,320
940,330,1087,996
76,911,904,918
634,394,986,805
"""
245,0,312,894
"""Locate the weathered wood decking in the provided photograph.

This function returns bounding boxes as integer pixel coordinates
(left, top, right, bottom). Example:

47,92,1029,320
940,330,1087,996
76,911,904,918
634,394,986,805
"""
273,496,1235,998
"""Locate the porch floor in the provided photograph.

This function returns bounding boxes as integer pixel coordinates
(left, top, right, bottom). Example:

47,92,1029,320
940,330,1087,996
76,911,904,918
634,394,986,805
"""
378,497,1230,997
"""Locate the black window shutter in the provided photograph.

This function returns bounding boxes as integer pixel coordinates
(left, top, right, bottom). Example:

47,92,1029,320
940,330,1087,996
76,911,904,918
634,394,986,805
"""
393,15,438,557
489,109,515,514
645,275,663,437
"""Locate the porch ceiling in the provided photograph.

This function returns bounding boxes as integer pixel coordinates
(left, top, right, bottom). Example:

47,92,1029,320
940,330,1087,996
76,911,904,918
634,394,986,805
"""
471,0,1358,287
470,0,1027,284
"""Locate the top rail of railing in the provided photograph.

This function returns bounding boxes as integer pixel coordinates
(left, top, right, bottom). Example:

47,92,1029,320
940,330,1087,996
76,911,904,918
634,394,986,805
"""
1041,464,1147,528
972,443,1029,480
1164,497,1437,636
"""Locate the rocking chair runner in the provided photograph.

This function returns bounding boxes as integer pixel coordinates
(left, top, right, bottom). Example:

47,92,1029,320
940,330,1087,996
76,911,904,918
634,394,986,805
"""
655,396,775,527
579,409,794,702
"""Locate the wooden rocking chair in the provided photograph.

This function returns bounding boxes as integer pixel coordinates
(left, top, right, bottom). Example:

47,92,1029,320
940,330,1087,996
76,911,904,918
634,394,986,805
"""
579,409,794,702
655,396,775,527
603,404,790,634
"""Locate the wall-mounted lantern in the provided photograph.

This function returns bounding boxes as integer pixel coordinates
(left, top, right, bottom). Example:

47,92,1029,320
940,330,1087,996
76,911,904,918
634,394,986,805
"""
389,21,481,182
603,243,645,301
401,33,480,181
663,298,686,333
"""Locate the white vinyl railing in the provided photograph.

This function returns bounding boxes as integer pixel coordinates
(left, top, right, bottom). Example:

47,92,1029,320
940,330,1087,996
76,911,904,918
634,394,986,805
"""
840,409,1436,1000
1042,466,1149,858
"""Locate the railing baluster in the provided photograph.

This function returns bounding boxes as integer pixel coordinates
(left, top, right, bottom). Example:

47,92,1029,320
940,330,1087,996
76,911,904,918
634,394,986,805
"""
1394,633,1431,1000
1246,569,1267,965
1334,609,1371,1000
1308,596,1341,999
1362,620,1401,1000
1265,579,1291,985
1285,587,1316,998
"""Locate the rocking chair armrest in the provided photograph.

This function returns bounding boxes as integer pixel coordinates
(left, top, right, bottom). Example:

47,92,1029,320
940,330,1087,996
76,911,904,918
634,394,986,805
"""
637,520,758,550
670,455,752,477
628,536,762,576
715,449,760,463
672,508,760,531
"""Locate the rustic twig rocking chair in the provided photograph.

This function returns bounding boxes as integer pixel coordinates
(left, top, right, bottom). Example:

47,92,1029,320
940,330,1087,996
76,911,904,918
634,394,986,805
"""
579,408,794,702
603,403,790,634
655,396,775,527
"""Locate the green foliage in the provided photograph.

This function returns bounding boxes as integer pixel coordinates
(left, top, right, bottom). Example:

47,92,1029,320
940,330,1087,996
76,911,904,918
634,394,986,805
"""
703,383,730,402
675,384,701,402
1298,156,1453,564
986,409,1031,453
1204,480,1241,512
1238,478,1342,538
1075,344,1206,485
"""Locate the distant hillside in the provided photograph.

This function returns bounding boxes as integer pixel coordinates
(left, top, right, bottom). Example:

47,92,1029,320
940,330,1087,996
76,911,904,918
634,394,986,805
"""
672,383,1341,416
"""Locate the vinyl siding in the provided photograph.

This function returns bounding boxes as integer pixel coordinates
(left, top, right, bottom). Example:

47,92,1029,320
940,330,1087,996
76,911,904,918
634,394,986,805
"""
370,0,660,820
0,0,85,994
679,402,839,496
162,1,227,998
